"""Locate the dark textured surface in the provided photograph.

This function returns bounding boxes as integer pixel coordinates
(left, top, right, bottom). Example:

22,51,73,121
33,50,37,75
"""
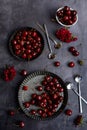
0,0,87,130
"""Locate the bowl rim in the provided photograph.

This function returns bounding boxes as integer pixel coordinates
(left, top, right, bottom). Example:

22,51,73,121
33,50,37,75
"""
56,7,78,27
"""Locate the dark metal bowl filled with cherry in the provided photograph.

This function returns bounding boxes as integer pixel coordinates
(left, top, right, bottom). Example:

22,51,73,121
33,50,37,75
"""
9,27,44,61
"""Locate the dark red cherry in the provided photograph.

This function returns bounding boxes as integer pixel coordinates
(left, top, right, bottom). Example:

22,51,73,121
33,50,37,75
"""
54,61,60,67
69,46,76,52
21,70,28,76
22,86,28,91
72,50,79,56
18,121,25,128
65,109,72,116
68,61,75,67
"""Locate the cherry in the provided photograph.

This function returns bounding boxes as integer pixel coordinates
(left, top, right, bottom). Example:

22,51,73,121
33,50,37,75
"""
41,112,47,118
18,121,25,128
68,20,73,25
42,80,48,86
32,93,37,99
52,77,58,83
65,10,71,16
22,86,28,91
23,102,30,108
30,99,35,105
14,44,21,50
22,53,27,59
30,110,36,115
37,86,43,91
45,75,51,82
73,16,77,22
64,6,70,11
57,11,63,18
21,69,28,76
69,46,76,52
15,50,21,55
8,110,15,116
71,10,77,16
54,61,60,67
37,109,43,115
68,61,75,67
63,16,69,22
72,50,79,56
36,95,42,100
58,87,64,92
65,109,72,116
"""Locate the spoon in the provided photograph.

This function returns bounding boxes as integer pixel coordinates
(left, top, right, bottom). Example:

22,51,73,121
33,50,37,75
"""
66,82,87,105
44,24,56,59
36,22,62,49
75,75,82,113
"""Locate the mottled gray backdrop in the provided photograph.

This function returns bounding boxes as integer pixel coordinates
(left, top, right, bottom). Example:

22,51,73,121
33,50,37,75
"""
0,0,87,130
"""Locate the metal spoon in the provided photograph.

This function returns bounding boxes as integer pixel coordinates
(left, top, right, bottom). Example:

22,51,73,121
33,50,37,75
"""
44,24,56,59
75,75,82,113
36,22,62,49
66,82,87,105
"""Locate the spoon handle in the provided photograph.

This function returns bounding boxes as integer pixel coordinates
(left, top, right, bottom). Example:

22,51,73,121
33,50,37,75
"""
72,88,87,105
78,82,83,113
44,24,53,53
36,22,57,45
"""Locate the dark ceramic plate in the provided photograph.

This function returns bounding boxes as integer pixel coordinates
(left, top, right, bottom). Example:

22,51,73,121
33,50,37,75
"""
9,27,44,61
18,71,68,120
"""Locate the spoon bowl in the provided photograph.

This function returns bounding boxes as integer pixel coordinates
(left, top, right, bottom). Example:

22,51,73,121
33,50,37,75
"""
48,53,56,59
75,75,82,83
66,82,74,90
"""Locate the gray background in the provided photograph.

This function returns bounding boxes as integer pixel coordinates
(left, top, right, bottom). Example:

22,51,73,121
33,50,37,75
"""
0,0,87,130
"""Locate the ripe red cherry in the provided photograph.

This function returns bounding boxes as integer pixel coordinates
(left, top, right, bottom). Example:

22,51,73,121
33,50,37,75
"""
57,11,63,17
73,16,77,22
65,10,71,16
71,10,77,16
54,61,60,67
37,86,43,91
14,44,21,50
21,70,28,76
32,93,37,99
18,121,25,128
64,6,70,11
15,50,21,55
8,110,15,116
58,87,64,92
22,53,27,59
37,109,43,115
22,86,28,91
65,109,72,116
30,110,36,115
36,95,42,100
45,75,51,81
68,61,75,67
72,50,79,56
63,16,69,22
69,46,76,52
23,102,30,108
68,20,73,25
52,77,58,83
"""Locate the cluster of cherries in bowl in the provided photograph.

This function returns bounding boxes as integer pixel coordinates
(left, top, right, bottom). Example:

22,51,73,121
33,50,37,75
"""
23,75,64,118
10,28,43,60
56,6,78,27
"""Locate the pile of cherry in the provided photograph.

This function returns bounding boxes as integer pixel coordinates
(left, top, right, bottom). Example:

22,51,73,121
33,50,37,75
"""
57,6,77,25
22,75,64,118
11,28,43,60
